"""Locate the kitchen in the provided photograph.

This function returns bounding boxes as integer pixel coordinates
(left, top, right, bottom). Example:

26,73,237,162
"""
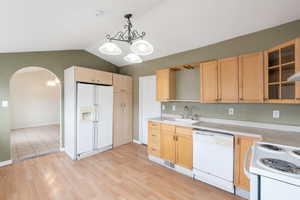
1,1,300,200
144,37,300,199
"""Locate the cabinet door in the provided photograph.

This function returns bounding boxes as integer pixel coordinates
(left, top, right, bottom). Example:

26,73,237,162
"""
218,57,239,103
75,67,112,85
264,38,300,103
160,124,176,163
113,92,123,147
113,74,132,93
176,134,193,170
239,52,264,103
200,60,219,103
156,69,176,101
148,121,161,157
234,136,260,191
122,92,133,144
96,71,113,85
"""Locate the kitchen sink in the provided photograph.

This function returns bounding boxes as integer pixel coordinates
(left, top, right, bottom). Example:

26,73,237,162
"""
175,118,198,124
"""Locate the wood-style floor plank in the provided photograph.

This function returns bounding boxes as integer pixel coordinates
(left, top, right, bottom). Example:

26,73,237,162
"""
0,143,244,200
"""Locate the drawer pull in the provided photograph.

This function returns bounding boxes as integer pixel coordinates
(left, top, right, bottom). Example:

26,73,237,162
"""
151,134,156,137
152,148,156,151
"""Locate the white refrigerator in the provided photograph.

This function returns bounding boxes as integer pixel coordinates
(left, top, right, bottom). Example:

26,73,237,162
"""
76,83,113,158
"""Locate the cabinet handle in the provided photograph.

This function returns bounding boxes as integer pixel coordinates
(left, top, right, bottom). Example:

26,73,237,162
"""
296,98,300,100
240,98,244,100
152,134,156,137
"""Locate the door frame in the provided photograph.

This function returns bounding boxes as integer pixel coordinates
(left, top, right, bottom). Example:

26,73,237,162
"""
138,75,161,144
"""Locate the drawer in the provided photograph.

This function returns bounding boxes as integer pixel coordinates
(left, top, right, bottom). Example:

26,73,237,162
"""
148,134,160,146
149,121,161,129
148,146,160,157
175,126,193,136
161,123,175,132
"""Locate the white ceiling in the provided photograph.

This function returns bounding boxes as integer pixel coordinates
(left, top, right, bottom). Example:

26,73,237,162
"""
1,0,300,66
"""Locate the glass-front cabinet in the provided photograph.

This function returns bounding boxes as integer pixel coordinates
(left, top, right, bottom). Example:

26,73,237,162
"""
264,38,300,103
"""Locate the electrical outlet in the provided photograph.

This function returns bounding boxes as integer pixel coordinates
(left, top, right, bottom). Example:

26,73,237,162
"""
228,108,234,116
162,105,166,110
273,110,280,119
172,105,176,111
1,101,8,107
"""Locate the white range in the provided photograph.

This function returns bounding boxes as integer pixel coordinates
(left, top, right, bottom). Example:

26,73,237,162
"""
247,142,300,200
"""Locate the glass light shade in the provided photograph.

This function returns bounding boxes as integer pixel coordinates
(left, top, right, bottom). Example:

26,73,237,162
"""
55,78,60,84
124,53,143,63
130,40,154,56
47,81,56,87
99,42,122,55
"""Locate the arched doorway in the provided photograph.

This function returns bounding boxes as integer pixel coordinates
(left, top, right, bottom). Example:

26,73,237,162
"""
9,67,62,162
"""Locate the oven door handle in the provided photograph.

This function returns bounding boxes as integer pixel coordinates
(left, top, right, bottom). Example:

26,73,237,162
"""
243,146,253,179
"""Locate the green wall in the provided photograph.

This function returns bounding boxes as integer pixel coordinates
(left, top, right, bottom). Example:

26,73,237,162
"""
120,19,300,140
0,50,118,162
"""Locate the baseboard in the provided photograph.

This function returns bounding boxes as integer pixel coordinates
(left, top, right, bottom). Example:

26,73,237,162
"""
235,187,250,199
133,139,142,144
0,160,12,167
11,123,60,130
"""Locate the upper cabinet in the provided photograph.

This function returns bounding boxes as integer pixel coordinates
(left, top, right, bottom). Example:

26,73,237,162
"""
155,37,300,104
156,68,176,101
75,66,113,85
239,52,264,103
113,74,133,94
264,38,300,103
218,57,239,103
200,60,219,103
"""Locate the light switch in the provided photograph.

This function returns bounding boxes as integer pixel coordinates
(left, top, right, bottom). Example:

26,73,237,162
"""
1,101,8,107
273,110,280,119
228,108,234,116
172,105,176,111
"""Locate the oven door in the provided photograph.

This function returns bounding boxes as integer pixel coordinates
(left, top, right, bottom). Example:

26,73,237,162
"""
260,176,300,200
250,174,260,200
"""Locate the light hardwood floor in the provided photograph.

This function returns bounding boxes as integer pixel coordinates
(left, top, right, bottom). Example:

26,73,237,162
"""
10,125,60,161
0,143,244,200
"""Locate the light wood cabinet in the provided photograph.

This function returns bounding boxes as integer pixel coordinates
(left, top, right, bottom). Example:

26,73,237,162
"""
234,135,261,191
160,124,193,169
75,66,113,85
160,123,176,163
148,122,161,157
239,52,264,103
113,74,133,93
264,38,300,103
113,74,133,148
175,127,193,170
156,68,176,101
218,57,239,103
200,60,219,103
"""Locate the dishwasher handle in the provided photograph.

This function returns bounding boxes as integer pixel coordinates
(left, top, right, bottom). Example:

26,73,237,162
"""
243,146,253,179
193,131,215,137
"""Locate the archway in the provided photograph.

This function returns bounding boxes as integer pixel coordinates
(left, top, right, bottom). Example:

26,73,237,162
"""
9,66,62,162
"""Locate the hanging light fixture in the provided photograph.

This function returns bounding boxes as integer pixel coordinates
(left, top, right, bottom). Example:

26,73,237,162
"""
124,53,143,63
99,14,154,63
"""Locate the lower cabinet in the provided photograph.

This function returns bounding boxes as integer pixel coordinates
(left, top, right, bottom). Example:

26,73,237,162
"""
148,121,193,170
234,135,261,191
175,127,193,170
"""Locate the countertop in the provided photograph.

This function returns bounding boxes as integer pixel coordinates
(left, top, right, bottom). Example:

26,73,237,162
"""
149,117,300,148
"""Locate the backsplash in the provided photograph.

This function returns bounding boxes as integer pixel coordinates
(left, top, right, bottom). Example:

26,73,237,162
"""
162,102,300,126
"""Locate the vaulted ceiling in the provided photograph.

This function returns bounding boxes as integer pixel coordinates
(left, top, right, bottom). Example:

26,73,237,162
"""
1,0,300,66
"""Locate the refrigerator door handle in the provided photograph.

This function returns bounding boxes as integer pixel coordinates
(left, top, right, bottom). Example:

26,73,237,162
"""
94,126,98,148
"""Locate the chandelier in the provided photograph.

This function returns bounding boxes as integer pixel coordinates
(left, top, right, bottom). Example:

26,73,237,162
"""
99,14,154,63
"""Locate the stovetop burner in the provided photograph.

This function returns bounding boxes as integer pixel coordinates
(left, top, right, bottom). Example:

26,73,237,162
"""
259,144,285,152
260,158,300,175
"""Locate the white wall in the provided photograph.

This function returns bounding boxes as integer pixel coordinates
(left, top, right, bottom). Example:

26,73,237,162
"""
10,69,60,129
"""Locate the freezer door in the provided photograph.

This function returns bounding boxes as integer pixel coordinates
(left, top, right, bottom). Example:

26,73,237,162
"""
77,83,95,155
94,85,113,149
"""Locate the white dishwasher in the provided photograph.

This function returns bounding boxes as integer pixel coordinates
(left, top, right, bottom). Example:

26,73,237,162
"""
193,130,234,193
